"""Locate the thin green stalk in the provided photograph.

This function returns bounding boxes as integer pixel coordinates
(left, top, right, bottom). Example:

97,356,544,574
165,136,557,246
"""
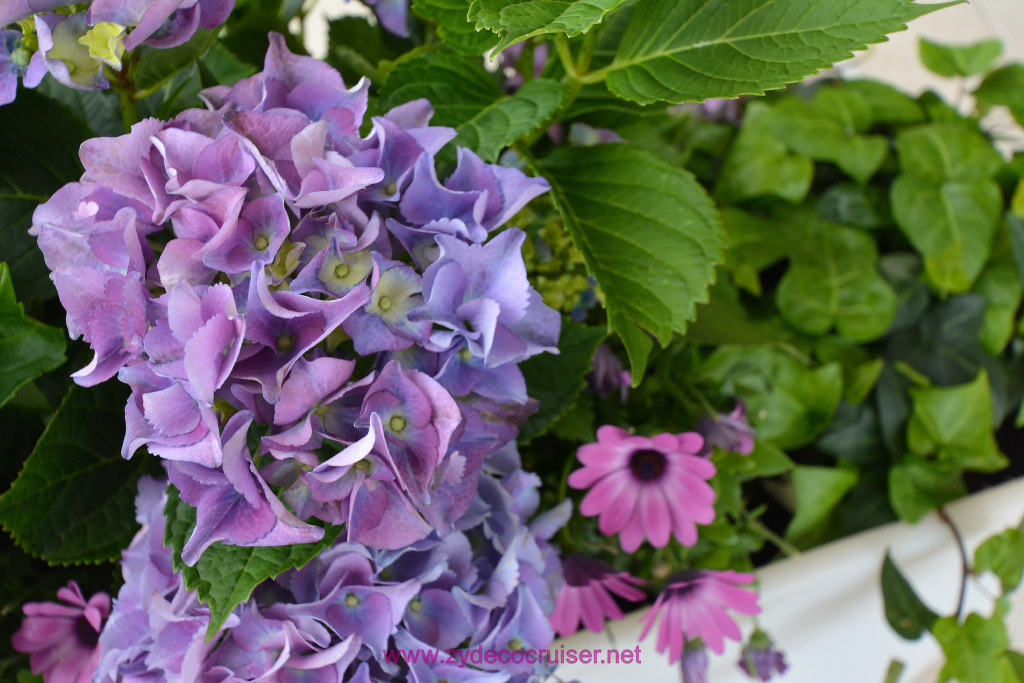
745,512,800,558
553,34,578,79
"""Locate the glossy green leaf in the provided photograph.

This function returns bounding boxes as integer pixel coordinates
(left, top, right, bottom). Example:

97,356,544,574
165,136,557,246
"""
698,347,843,450
469,0,628,54
413,0,498,55
935,613,1015,683
892,124,1003,294
786,465,858,544
881,552,938,639
0,383,156,564
0,90,91,300
975,527,1024,594
540,144,723,381
770,94,888,183
716,103,813,204
380,53,567,161
888,456,965,522
906,370,1006,472
843,80,925,126
518,320,606,443
920,37,1002,78
775,218,897,342
605,0,956,104
134,29,219,95
164,487,341,640
0,264,65,410
975,64,1024,128
974,251,1023,355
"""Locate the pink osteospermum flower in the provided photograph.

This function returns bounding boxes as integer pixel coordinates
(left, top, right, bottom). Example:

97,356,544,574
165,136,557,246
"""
567,425,716,552
12,581,109,683
549,554,647,637
640,570,762,664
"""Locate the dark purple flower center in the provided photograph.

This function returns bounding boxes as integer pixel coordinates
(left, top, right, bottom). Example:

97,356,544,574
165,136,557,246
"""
628,449,666,481
76,615,99,648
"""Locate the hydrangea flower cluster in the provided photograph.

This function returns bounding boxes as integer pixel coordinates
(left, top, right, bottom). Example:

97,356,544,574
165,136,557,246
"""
31,32,563,679
93,448,565,681
0,0,235,103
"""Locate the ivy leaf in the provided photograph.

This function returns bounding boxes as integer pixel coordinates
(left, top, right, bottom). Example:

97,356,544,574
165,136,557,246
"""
785,465,858,544
974,527,1024,594
413,0,498,55
881,552,938,639
906,370,1006,472
975,64,1024,128
380,53,567,162
164,486,342,640
888,456,965,522
604,0,956,104
919,37,1002,78
540,144,723,381
0,263,65,410
934,613,1015,683
134,28,219,95
0,89,91,300
716,103,813,204
518,320,606,443
469,0,628,54
892,124,1003,294
843,80,925,126
973,250,1023,355
697,347,843,450
769,93,889,183
775,214,897,342
0,383,158,564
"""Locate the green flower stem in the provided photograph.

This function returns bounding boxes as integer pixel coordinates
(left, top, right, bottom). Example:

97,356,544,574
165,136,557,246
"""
937,507,969,621
745,511,800,558
554,34,579,80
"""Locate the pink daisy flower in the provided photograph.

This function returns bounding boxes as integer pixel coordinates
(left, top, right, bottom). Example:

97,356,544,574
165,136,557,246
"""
567,425,716,552
11,581,109,683
549,554,647,637
639,570,761,664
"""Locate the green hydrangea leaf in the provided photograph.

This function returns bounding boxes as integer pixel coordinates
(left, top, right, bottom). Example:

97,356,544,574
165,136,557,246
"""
0,90,92,300
920,37,1002,78
881,552,938,639
518,320,606,443
413,0,498,55
604,0,958,104
134,28,219,95
469,0,628,54
380,53,567,162
0,383,157,564
539,144,723,382
0,263,65,410
164,486,342,641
